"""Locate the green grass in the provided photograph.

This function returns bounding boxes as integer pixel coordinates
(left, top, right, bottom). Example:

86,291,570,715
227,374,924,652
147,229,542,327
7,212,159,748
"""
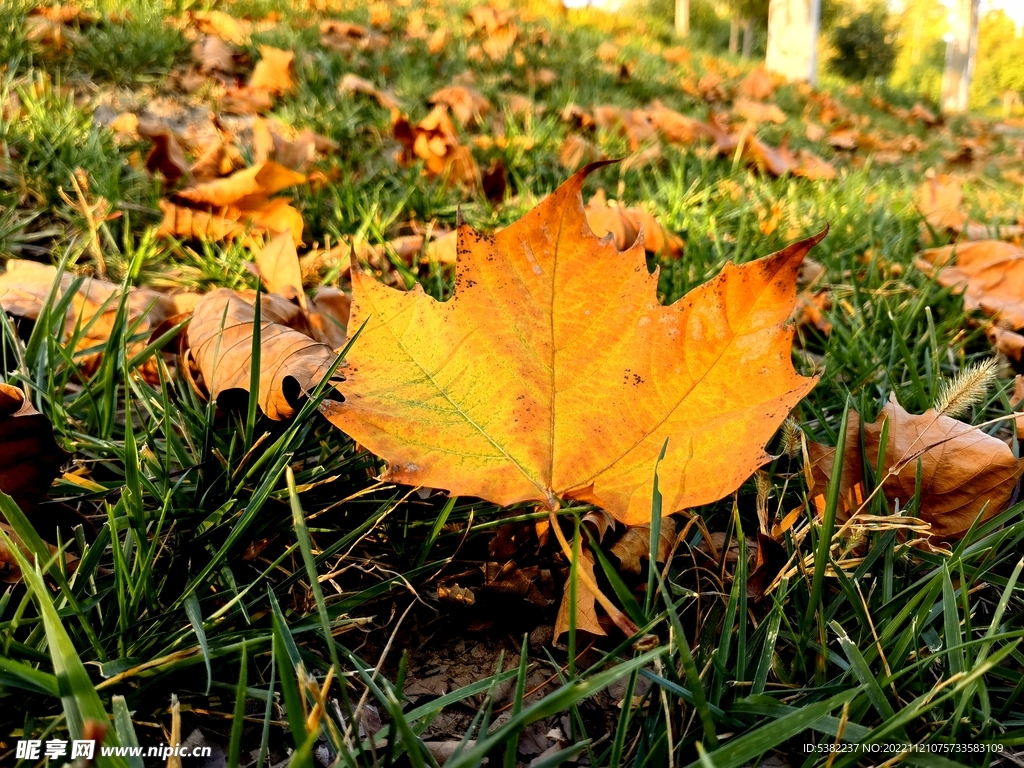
2,0,1024,765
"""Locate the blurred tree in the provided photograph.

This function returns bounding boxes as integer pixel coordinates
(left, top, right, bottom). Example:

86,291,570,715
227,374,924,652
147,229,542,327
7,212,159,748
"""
970,10,1024,113
889,0,948,102
726,0,769,57
940,0,979,112
828,4,897,80
676,0,690,35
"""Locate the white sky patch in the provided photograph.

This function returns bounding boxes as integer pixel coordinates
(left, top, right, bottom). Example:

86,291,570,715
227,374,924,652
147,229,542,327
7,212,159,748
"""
984,0,1024,29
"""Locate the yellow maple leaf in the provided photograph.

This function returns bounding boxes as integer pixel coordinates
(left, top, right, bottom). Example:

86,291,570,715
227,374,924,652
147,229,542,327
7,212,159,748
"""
322,165,824,525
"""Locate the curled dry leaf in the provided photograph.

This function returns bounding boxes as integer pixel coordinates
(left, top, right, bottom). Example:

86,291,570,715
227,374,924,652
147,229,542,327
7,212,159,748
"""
794,289,832,335
553,548,604,638
172,161,307,245
465,5,517,60
747,532,789,599
192,35,235,76
157,200,247,243
584,193,684,258
826,127,859,150
191,10,248,45
392,106,479,187
309,287,351,351
338,73,399,110
255,232,305,302
794,148,837,180
138,119,191,184
0,383,68,511
184,289,340,420
610,516,676,574
1011,376,1024,439
220,86,275,115
0,260,184,371
988,325,1024,363
429,85,490,127
741,134,800,176
559,134,606,171
253,233,349,348
806,394,1024,541
662,46,691,66
916,240,1024,328
319,20,387,53
177,160,303,207
321,166,822,525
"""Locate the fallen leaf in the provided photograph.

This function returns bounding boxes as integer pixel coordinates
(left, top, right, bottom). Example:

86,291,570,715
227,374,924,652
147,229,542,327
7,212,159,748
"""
915,174,1024,240
747,532,788,599
338,73,399,110
156,200,247,243
0,260,180,370
429,85,490,127
794,148,837,180
309,287,350,350
737,67,778,101
0,384,68,511
741,134,800,177
806,394,1024,541
610,516,676,574
392,107,479,187
584,193,683,258
827,128,859,150
733,97,787,125
191,10,248,45
248,46,295,95
192,35,236,75
320,166,822,524
319,20,387,53
466,5,517,60
184,289,339,419
917,173,967,233
646,101,712,146
662,46,691,66
559,134,605,171
137,119,191,184
177,161,305,208
794,289,832,334
222,82,275,114
910,102,940,126
1012,375,1024,439
553,548,604,638
805,122,825,142
916,240,1024,327
987,325,1024,363
255,232,304,302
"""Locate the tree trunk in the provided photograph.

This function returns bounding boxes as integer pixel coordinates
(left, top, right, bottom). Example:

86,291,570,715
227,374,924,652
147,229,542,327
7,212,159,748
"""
765,0,822,84
674,0,689,37
941,0,980,113
741,17,754,59
730,14,740,54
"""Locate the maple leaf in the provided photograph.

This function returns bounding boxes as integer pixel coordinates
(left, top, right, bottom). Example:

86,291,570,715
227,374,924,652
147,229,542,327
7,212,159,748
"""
322,166,823,525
